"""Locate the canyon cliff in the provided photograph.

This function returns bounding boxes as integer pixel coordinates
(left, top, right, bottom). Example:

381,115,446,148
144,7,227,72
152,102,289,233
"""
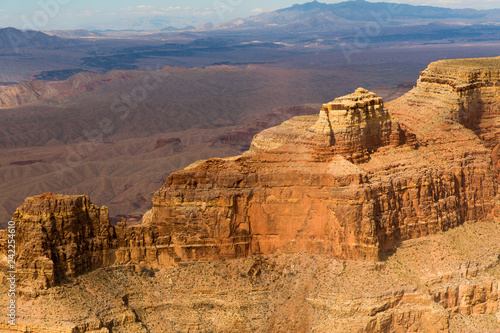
149,80,496,263
1,56,500,332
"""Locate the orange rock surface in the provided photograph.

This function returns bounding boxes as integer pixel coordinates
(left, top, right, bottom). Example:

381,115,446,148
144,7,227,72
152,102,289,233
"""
7,193,114,292
150,77,497,262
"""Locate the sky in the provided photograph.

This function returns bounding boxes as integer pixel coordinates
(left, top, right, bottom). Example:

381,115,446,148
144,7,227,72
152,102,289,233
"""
0,0,499,30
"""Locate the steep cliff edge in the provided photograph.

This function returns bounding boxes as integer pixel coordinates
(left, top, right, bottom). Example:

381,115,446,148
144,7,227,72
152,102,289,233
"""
5,193,114,293
0,193,170,294
150,81,497,262
388,56,500,174
4,59,499,284
250,87,395,162
2,221,500,332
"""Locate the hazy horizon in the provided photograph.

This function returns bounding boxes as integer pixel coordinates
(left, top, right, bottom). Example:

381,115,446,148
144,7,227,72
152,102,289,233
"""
0,0,499,31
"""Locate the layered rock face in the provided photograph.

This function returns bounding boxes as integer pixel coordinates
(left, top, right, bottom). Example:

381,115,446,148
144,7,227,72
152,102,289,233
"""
251,88,403,163
0,193,173,293
397,57,500,176
4,58,500,290
417,57,500,127
5,193,114,291
3,221,500,333
150,82,497,263
309,87,391,162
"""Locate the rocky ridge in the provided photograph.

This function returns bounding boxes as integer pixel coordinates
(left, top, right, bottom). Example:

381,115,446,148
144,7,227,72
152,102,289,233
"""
9,193,114,292
0,71,137,108
1,220,500,332
392,57,500,177
1,56,500,332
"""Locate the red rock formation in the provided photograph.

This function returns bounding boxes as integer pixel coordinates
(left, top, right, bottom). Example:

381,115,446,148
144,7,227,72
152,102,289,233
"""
2,57,500,294
151,149,495,263
312,87,392,162
4,193,114,292
250,88,397,163
394,57,500,178
149,81,497,263
0,193,175,292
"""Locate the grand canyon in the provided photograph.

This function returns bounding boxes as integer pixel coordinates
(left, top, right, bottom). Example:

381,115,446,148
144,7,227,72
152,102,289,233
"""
0,55,499,332
1,1,500,332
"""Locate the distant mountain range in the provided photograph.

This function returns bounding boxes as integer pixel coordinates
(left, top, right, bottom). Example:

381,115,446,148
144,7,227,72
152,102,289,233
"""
283,0,490,19
204,0,500,32
76,15,203,32
0,27,71,51
31,0,500,37
1,0,499,83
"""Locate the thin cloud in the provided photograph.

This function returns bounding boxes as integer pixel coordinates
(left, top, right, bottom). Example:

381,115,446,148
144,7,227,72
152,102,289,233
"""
64,9,102,17
164,7,182,11
194,10,215,16
120,5,183,14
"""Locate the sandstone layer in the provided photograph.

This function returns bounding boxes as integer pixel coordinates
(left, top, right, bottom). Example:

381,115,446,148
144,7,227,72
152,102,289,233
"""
149,79,497,262
0,193,170,294
389,57,500,177
9,193,114,292
4,57,500,284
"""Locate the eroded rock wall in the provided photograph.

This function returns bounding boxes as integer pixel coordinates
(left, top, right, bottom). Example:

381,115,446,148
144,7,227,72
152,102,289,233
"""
1,193,115,291
311,87,392,162
251,88,396,163
149,69,500,263
151,146,495,262
390,56,500,174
